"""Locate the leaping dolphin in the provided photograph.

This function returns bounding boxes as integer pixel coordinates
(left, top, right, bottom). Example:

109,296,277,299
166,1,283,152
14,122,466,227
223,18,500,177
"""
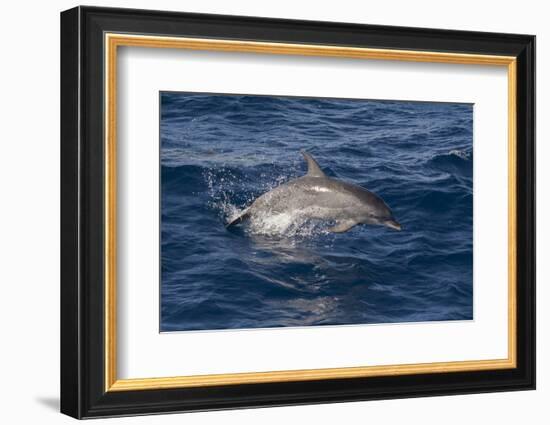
227,152,401,233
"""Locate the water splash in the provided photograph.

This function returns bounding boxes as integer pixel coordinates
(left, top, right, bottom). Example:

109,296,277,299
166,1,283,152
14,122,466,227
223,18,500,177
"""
203,166,332,239
203,166,243,221
247,213,329,238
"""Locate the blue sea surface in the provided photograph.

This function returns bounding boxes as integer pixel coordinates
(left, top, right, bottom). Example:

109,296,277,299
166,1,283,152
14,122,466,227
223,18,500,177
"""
160,92,473,332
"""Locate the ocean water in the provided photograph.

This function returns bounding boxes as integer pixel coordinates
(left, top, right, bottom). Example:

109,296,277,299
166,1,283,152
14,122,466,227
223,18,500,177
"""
160,92,473,332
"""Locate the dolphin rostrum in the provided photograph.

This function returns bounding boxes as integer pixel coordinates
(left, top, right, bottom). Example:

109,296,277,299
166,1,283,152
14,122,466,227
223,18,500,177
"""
227,151,401,233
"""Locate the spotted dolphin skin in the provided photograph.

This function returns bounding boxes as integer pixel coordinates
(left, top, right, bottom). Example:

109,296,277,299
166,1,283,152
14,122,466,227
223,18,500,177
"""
227,151,401,233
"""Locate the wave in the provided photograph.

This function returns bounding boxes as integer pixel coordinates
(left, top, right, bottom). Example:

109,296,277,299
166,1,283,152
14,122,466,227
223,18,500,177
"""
426,148,472,178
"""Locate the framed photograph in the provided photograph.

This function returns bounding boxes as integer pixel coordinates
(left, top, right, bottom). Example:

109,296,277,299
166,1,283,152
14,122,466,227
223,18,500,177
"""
60,6,535,419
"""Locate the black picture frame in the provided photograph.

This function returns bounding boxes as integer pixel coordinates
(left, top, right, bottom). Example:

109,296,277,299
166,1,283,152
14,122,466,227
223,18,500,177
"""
61,5,535,419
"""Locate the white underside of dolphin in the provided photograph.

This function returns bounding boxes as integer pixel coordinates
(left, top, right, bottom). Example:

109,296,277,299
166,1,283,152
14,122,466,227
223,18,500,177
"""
226,151,401,233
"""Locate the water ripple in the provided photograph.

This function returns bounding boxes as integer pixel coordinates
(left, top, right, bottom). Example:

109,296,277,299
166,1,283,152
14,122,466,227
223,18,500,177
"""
160,92,473,331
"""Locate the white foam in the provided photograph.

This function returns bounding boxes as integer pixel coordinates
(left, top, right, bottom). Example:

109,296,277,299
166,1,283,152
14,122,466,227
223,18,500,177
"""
448,149,472,160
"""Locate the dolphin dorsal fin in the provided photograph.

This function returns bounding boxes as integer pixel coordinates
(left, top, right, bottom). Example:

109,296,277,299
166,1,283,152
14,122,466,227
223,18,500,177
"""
301,151,326,177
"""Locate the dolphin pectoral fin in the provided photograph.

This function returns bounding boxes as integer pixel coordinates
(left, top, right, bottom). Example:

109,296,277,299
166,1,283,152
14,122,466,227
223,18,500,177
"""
327,220,358,233
226,208,250,228
301,151,326,177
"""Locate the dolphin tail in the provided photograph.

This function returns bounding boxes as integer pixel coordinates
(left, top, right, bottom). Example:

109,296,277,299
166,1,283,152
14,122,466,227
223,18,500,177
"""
226,208,251,228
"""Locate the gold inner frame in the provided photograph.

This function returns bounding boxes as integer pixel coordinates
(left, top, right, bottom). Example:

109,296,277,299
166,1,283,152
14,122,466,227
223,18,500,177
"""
104,33,517,392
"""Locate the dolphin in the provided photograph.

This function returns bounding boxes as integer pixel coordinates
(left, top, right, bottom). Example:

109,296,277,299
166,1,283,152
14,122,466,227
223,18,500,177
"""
226,152,401,233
